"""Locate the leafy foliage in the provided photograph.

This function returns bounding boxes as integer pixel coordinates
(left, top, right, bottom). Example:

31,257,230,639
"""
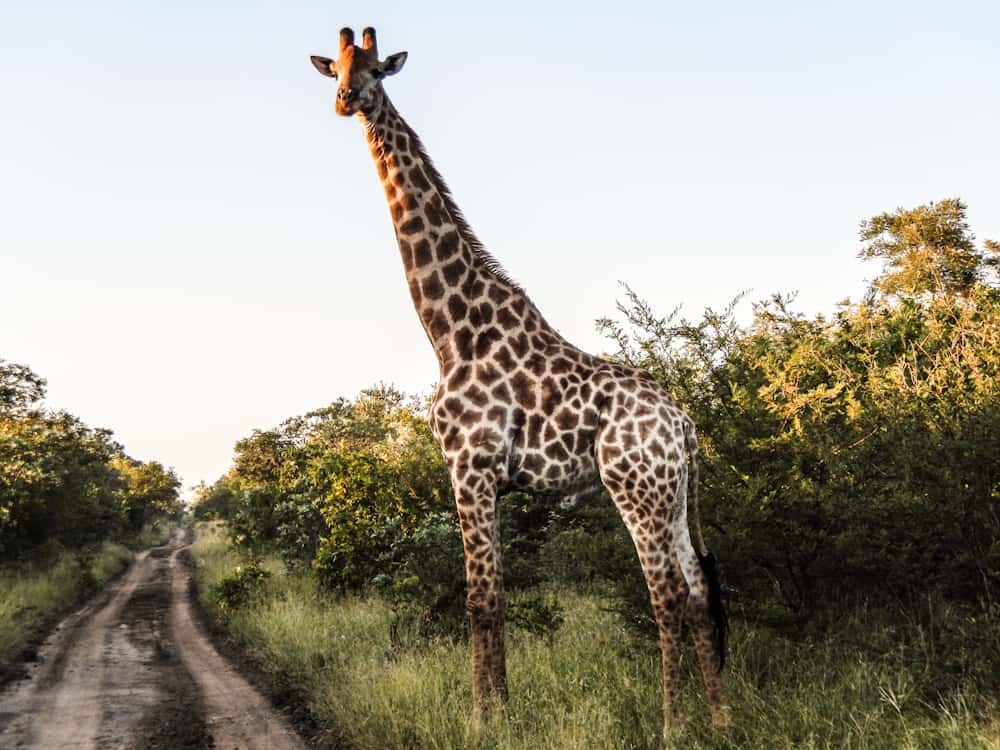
214,561,271,614
598,198,1000,621
111,456,182,531
0,361,46,417
859,198,1000,298
507,591,565,641
373,512,467,637
0,359,181,560
189,478,238,521
208,199,998,666
207,386,455,592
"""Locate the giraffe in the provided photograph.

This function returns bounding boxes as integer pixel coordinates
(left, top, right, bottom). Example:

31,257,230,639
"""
310,27,731,735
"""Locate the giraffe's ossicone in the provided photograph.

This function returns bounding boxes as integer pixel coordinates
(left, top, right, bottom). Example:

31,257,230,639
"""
311,26,731,736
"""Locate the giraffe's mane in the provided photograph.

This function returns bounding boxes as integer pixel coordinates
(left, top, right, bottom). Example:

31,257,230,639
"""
390,111,527,295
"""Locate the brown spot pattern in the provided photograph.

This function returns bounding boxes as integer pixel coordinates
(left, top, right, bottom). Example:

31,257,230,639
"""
344,76,730,735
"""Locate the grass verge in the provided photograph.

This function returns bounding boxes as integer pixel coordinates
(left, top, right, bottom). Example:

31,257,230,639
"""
0,520,175,672
0,540,133,669
190,524,998,750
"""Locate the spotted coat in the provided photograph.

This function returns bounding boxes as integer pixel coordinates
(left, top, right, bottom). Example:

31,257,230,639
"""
311,26,731,735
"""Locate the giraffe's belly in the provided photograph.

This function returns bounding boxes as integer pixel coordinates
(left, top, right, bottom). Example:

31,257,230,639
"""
508,436,603,501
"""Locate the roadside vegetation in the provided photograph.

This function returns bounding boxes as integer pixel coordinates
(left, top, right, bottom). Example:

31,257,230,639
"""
190,199,999,748
0,361,183,668
192,525,998,749
0,540,132,665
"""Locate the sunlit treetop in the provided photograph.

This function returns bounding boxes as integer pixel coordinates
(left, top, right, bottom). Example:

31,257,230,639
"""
859,198,1000,300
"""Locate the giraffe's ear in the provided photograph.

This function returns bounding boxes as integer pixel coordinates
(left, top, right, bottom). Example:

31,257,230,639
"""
310,56,337,78
378,51,408,77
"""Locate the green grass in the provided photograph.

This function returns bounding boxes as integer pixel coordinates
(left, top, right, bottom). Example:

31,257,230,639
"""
0,540,133,666
190,525,999,750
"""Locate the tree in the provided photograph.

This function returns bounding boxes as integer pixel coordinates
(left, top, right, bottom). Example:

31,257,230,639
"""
1,359,178,558
218,386,453,582
191,476,239,520
0,359,46,417
112,456,182,530
1,409,124,557
859,198,999,299
595,200,1000,619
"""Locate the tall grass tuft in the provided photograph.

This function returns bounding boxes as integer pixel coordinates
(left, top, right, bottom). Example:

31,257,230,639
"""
190,527,997,750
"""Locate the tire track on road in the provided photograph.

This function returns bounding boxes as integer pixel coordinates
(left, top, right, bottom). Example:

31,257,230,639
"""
0,550,154,748
168,546,304,750
0,532,305,750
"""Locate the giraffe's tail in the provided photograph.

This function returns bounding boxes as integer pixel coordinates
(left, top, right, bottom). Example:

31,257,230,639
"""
684,418,727,672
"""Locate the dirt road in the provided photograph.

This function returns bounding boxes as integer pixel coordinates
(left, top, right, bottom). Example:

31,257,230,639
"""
0,531,306,749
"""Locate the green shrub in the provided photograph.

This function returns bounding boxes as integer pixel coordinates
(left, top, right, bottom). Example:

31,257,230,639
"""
508,591,565,641
539,521,634,588
214,561,271,614
373,513,467,639
910,597,1000,699
130,520,175,550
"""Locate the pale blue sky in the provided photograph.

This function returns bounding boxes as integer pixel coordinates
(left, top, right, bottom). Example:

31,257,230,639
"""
2,1,997,495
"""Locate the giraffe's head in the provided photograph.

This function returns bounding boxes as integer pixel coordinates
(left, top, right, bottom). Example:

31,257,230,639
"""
310,27,407,117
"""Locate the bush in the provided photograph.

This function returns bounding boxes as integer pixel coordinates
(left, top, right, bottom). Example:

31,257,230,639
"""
507,591,565,641
373,513,467,639
214,561,271,614
918,598,1000,698
538,503,635,588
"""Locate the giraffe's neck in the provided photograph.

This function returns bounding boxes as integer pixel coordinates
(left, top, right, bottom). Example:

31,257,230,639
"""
358,97,551,371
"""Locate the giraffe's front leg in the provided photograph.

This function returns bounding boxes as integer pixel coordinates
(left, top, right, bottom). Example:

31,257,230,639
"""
453,479,506,722
489,591,509,703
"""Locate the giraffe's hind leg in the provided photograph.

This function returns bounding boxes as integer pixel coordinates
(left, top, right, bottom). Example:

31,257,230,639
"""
648,558,690,734
600,478,691,735
684,579,731,728
597,410,729,736
672,495,731,728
